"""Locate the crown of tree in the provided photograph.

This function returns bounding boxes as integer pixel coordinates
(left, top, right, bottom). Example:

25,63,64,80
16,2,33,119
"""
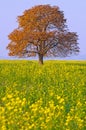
7,5,79,64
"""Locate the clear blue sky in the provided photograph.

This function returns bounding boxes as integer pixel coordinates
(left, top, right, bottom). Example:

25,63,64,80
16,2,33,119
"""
0,0,86,59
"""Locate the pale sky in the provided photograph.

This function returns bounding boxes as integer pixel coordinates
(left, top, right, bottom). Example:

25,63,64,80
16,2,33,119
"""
0,0,86,59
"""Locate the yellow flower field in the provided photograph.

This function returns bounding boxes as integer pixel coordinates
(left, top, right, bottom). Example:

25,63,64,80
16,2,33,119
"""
0,60,86,130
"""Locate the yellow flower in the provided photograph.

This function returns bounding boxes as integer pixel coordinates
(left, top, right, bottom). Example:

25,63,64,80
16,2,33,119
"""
16,97,20,101
46,116,51,123
8,106,13,110
57,95,61,100
59,98,64,103
28,124,34,129
14,108,18,112
6,102,11,107
70,108,74,112
49,91,54,96
23,98,26,101
44,108,50,114
77,101,82,106
0,107,5,113
1,125,6,130
2,97,6,101
41,122,47,129
39,117,44,121
66,115,72,123
7,94,13,99
60,106,64,110
32,107,38,112
65,122,68,126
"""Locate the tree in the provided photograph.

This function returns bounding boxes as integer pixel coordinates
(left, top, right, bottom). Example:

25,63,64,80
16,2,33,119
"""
7,5,79,64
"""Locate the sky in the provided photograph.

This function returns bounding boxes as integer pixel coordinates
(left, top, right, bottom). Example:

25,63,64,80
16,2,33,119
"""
0,0,86,59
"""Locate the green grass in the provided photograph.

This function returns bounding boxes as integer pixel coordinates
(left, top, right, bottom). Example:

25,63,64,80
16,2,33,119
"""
0,60,86,130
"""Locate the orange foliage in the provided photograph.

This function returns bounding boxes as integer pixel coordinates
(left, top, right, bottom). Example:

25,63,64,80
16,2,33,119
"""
7,5,79,64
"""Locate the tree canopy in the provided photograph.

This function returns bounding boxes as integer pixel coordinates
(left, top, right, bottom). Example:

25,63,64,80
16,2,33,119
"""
7,5,79,64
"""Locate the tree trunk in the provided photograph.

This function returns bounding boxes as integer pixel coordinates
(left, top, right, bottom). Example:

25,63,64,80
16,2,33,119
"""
38,54,43,65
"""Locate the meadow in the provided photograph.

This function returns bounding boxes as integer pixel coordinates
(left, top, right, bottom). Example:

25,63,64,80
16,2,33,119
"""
0,60,86,130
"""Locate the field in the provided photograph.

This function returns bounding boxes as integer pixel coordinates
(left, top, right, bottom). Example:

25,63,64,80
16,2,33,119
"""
0,60,86,130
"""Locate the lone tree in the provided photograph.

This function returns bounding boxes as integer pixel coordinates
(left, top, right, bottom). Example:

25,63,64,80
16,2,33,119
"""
7,5,79,64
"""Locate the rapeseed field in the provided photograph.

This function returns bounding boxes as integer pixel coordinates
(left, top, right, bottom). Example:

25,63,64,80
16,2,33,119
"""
0,60,86,130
